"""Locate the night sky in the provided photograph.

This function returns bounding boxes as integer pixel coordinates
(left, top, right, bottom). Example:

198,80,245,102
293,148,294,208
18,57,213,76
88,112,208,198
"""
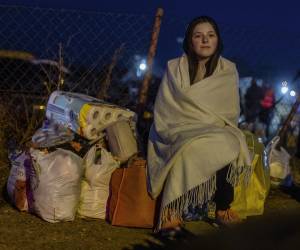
1,0,299,28
1,0,300,82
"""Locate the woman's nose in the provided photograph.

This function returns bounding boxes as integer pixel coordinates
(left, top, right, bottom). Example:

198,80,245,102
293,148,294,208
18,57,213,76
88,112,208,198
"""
202,35,208,43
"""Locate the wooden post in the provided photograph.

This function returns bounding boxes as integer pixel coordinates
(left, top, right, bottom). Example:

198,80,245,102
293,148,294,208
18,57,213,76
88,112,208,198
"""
137,8,164,116
58,42,64,90
97,44,125,100
276,95,300,149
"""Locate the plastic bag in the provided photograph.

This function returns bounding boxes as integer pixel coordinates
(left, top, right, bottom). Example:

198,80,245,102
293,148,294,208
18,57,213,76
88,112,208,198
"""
84,145,119,187
78,180,110,219
231,131,270,218
267,136,291,186
78,145,119,219
30,148,83,223
46,91,136,140
7,151,30,211
32,119,74,148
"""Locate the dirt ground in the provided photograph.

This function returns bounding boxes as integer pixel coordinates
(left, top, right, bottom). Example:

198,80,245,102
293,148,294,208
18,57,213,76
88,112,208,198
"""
1,159,300,250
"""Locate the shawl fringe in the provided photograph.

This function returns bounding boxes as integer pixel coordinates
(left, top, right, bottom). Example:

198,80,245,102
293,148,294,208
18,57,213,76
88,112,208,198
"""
156,162,252,232
227,162,253,187
156,174,216,231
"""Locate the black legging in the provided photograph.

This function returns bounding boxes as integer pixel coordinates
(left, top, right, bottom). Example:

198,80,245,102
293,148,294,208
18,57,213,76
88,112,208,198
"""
214,165,234,211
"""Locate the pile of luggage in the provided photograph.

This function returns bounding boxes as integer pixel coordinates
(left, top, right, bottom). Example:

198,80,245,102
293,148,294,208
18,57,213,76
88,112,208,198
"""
6,91,155,227
7,90,287,228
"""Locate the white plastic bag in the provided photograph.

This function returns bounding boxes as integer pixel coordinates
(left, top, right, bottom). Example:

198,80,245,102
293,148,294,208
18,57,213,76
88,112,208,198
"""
84,145,119,187
30,148,83,222
266,136,291,186
77,145,119,219
78,180,110,219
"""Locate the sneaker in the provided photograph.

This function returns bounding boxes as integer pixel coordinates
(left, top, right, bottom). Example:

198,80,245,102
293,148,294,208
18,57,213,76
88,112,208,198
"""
215,208,241,226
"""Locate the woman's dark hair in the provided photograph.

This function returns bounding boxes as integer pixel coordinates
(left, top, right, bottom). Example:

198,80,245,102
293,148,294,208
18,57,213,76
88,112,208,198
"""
183,16,223,83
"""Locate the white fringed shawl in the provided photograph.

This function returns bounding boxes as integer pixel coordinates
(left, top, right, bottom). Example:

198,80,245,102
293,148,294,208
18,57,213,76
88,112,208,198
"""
147,55,251,229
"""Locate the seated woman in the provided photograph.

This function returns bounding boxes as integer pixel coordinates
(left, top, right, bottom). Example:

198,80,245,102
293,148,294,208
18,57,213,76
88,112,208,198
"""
147,16,251,234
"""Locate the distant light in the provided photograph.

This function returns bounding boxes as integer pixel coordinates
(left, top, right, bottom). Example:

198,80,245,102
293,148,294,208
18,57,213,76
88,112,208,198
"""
290,90,296,97
139,62,146,71
33,105,45,111
281,86,289,94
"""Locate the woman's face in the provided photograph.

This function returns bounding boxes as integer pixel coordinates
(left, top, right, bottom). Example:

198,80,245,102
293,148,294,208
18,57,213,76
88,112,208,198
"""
191,22,218,60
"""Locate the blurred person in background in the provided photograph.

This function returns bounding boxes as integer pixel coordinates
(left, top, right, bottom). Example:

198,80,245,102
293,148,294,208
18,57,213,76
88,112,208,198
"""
244,78,264,131
259,83,275,139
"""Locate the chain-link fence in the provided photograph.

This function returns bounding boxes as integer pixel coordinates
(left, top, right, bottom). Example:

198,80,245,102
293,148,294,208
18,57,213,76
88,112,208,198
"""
0,5,155,157
0,5,155,95
1,5,300,161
